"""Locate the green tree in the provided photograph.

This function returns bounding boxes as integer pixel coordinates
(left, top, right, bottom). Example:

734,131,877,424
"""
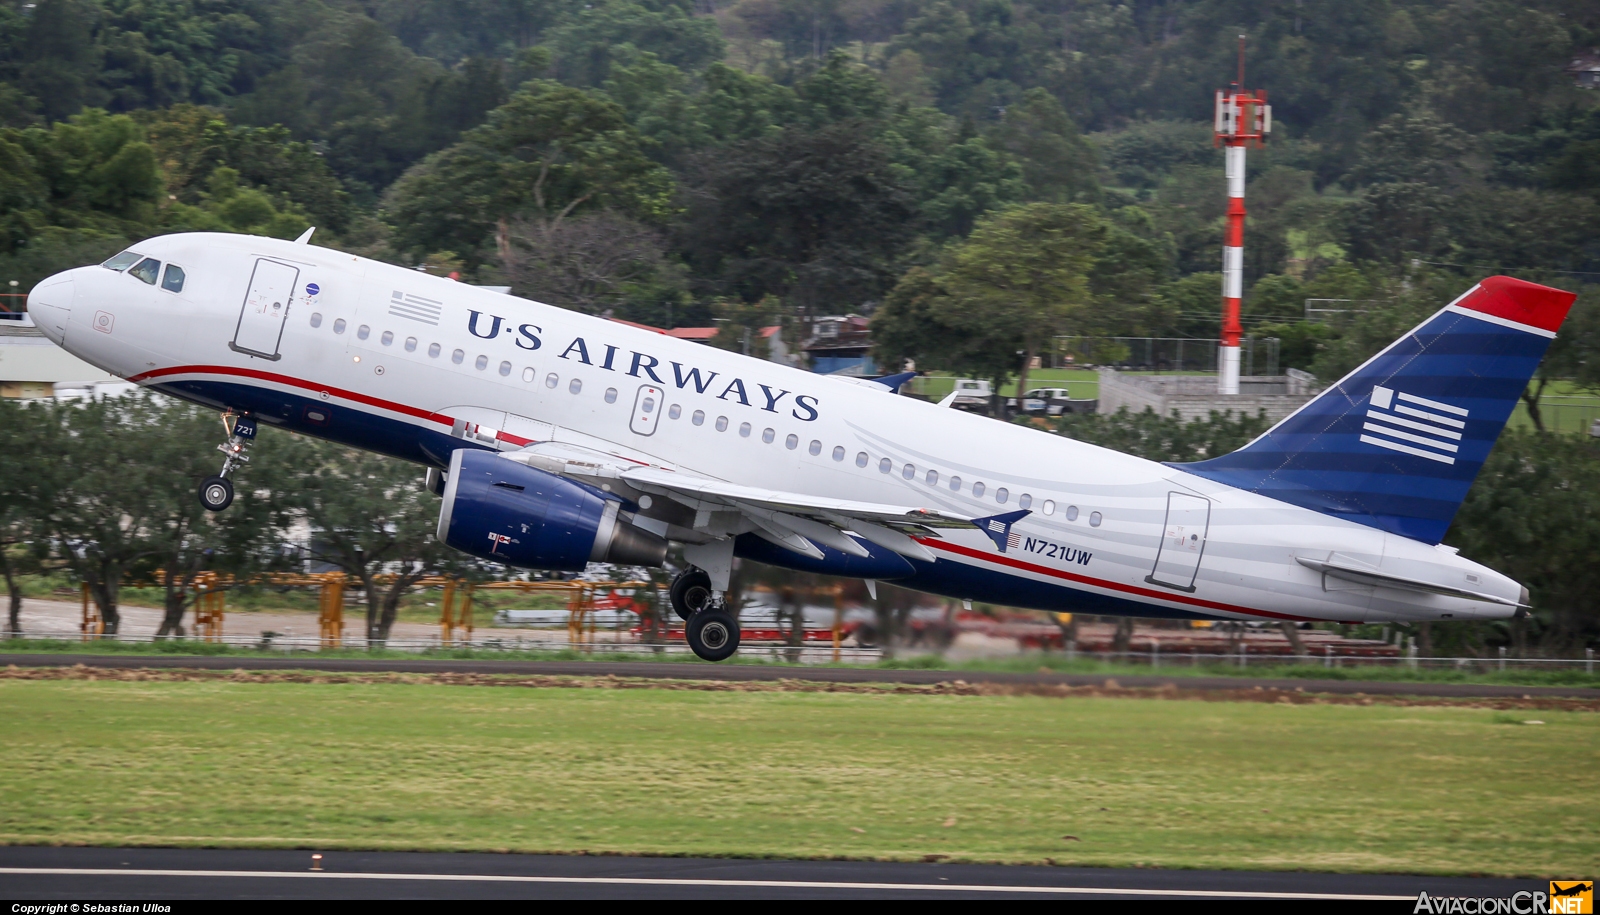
939,202,1106,402
679,121,916,318
293,442,458,644
386,80,673,270
1447,431,1600,651
984,88,1099,204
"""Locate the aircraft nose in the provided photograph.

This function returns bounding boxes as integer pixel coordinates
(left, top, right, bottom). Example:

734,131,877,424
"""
28,273,74,344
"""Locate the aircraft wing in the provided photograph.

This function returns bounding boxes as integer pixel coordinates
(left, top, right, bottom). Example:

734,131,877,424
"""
498,441,974,561
618,465,975,562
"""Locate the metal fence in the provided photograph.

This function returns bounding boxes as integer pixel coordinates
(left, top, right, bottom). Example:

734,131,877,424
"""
7,629,1595,675
1,629,885,664
1510,396,1600,436
1051,336,1279,376
1053,644,1598,674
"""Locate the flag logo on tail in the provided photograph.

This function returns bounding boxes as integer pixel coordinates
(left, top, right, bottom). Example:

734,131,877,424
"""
1359,385,1468,465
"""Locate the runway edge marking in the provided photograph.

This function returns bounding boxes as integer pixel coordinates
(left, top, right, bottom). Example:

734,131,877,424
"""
0,867,1413,899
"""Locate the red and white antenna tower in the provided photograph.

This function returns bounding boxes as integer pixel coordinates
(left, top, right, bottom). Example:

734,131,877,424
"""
1213,34,1270,395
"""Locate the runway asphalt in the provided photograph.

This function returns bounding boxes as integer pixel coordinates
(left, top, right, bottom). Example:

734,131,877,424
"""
0,847,1550,900
1,652,1595,698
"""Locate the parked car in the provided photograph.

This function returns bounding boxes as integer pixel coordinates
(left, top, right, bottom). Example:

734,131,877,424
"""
1006,387,1098,416
949,378,993,413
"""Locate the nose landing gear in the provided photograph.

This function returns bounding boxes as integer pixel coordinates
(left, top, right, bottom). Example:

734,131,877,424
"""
198,414,256,512
669,566,740,662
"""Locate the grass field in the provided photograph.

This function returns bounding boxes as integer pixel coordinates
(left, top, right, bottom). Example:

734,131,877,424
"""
2,676,1595,875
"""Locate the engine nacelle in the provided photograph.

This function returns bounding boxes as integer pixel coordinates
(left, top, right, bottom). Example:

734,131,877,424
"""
437,449,667,571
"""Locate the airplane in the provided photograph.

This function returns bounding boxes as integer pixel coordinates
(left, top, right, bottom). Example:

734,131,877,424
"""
25,231,1575,661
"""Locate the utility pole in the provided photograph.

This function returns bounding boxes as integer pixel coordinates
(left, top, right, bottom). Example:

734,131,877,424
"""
1213,34,1271,395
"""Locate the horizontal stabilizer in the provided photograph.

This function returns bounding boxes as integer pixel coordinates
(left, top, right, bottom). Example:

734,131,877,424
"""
1294,556,1525,607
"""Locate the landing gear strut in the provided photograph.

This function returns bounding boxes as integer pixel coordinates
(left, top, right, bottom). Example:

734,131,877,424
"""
670,566,740,662
199,414,257,512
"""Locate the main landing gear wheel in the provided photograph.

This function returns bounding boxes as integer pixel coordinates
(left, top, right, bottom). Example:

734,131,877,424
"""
686,608,740,662
669,568,714,621
198,476,234,512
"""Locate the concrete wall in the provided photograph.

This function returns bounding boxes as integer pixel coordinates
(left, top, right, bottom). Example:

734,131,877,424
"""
0,320,122,398
1097,368,1320,424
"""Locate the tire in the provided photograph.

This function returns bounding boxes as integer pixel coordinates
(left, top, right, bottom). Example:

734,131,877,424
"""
686,608,740,662
669,568,713,621
198,476,234,512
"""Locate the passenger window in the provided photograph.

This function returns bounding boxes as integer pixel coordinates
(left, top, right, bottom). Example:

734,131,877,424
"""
785,433,798,449
474,354,488,370
1090,511,1103,527
878,457,891,473
405,337,417,352
832,446,844,461
739,422,751,437
949,475,962,491
522,367,535,382
973,482,986,498
333,319,346,334
902,463,915,480
692,410,705,426
715,416,729,432
926,469,939,486
545,373,559,388
1042,499,1055,515
996,487,1008,504
669,404,682,419
498,361,511,376
128,258,160,285
809,440,821,456
569,378,582,394
762,428,775,443
1066,505,1079,521
428,343,441,358
1019,493,1032,510
855,452,868,468
102,251,142,272
451,348,464,364
357,325,370,340
381,330,394,346
605,388,618,404
309,313,323,328
160,265,185,293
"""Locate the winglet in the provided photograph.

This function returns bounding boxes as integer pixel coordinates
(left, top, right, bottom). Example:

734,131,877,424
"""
294,226,316,245
972,510,1031,553
936,390,959,408
870,371,919,393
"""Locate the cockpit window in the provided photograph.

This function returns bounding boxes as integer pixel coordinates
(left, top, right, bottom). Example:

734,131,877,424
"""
161,264,185,293
127,258,161,285
102,251,141,272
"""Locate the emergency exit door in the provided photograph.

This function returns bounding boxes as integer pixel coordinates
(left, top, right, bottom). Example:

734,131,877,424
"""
629,384,663,436
1145,492,1211,592
230,258,299,361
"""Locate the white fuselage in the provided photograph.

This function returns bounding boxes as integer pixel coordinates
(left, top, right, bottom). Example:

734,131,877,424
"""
29,233,1523,624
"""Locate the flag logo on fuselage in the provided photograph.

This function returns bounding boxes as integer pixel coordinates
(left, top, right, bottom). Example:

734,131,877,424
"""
1359,385,1468,465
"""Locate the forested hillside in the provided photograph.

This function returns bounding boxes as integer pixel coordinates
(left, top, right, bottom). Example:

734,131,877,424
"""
2,0,1597,360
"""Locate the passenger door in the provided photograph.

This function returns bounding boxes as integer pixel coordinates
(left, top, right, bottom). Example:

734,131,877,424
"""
1145,492,1211,592
230,258,299,361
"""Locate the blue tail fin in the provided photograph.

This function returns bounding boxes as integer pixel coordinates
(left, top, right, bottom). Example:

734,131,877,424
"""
1177,276,1576,544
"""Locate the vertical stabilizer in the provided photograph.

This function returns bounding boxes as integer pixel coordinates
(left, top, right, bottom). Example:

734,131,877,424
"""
1176,276,1576,543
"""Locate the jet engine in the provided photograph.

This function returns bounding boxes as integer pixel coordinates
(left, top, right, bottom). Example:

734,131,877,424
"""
437,449,667,571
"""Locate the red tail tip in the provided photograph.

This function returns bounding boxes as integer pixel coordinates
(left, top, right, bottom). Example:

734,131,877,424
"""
1458,276,1577,334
